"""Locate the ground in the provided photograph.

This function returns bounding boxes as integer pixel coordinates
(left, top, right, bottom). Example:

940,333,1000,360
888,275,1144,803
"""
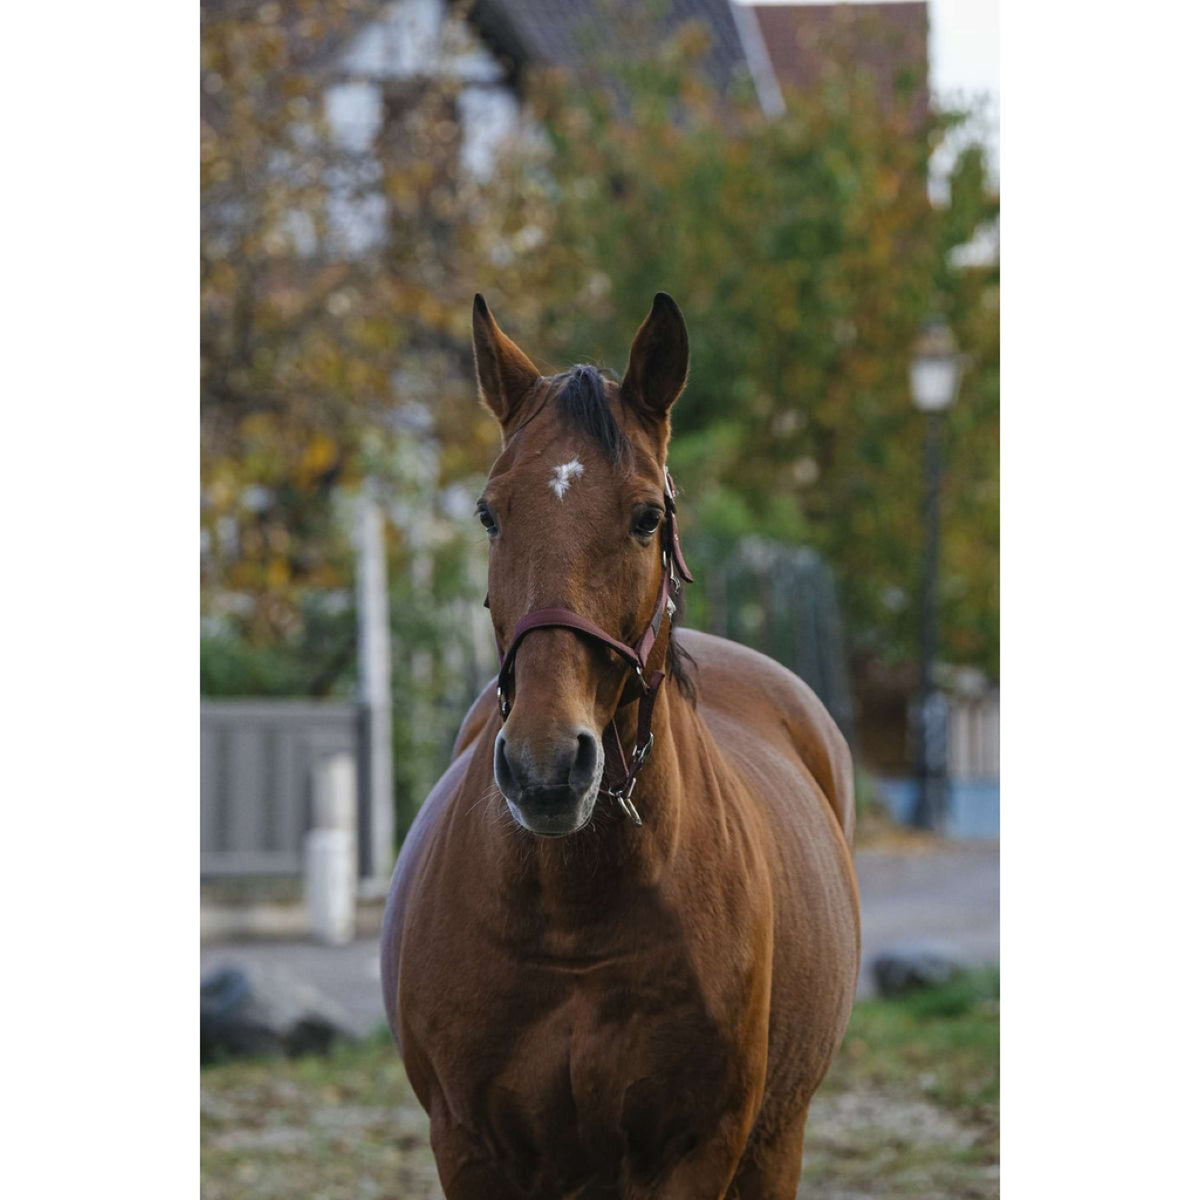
853,842,999,995
200,969,999,1199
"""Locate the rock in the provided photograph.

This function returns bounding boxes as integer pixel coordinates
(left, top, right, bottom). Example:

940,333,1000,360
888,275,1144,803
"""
201,963,358,1063
871,941,966,998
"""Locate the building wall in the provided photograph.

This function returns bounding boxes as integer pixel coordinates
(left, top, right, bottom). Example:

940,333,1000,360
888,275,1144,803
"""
322,0,522,254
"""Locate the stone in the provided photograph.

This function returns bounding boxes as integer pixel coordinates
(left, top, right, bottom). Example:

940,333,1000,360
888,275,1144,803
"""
871,941,966,998
201,963,358,1062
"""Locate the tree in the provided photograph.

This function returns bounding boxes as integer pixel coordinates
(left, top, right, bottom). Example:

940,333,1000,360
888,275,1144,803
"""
201,0,486,659
471,19,1000,676
200,4,999,831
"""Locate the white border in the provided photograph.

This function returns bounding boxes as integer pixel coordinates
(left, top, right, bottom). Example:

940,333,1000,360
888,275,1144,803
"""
6,0,1199,1193
4,2,196,1193
1004,0,1198,1192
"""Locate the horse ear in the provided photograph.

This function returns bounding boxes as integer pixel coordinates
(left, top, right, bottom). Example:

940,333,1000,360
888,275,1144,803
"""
620,292,689,422
472,294,540,427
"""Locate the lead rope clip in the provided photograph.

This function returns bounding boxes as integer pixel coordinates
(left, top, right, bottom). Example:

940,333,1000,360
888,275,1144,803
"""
615,785,642,826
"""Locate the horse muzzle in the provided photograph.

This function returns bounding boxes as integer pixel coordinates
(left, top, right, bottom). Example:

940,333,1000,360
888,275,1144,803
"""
494,729,602,837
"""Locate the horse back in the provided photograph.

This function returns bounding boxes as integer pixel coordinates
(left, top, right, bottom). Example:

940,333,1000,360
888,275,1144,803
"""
677,627,856,845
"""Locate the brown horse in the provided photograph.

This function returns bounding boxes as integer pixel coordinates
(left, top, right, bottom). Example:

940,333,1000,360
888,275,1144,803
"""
381,293,860,1199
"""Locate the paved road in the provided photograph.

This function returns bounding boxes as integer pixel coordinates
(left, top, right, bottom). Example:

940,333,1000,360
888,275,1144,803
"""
201,843,999,1033
854,843,998,996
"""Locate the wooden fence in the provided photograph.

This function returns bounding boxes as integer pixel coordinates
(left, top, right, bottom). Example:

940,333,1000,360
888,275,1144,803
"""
200,699,361,878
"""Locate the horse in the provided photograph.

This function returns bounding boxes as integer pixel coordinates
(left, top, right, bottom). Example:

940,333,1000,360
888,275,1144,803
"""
381,292,860,1199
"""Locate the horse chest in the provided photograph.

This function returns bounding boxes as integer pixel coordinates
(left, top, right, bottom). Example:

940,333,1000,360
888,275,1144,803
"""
407,943,748,1192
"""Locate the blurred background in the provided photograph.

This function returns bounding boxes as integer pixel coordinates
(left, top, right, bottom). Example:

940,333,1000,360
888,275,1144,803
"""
200,1,999,1196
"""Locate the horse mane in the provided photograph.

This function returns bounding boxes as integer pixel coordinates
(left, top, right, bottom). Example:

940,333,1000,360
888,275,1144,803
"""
551,364,697,706
666,626,698,705
552,365,630,467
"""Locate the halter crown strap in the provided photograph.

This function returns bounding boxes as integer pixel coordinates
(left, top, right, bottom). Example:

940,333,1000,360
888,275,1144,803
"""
663,468,693,584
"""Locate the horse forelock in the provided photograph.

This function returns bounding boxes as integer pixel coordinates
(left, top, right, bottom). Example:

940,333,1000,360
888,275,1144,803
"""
551,366,630,468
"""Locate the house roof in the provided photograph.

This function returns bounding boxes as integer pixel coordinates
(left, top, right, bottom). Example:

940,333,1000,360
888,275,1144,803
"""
751,2,928,119
469,0,754,93
203,1,930,122
203,1,760,95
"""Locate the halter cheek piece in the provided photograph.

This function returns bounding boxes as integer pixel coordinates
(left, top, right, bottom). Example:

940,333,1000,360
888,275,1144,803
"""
493,469,693,826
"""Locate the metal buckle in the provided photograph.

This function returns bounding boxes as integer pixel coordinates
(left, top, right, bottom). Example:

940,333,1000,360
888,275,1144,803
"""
663,546,681,600
632,732,654,766
497,685,510,719
615,780,643,826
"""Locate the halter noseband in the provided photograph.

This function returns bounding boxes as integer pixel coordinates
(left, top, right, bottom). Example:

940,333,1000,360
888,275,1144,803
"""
494,468,693,825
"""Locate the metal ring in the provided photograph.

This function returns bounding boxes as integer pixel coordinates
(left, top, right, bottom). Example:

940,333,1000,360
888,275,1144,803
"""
633,732,654,764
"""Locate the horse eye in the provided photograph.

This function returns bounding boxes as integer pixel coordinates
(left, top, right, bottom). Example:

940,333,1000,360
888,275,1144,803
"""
632,507,663,539
477,505,498,536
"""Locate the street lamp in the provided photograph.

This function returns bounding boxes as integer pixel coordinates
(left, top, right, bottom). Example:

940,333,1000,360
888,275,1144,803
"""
909,320,962,831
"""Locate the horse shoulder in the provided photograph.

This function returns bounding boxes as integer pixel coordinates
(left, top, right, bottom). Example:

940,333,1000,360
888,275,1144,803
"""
675,627,856,846
379,741,477,1052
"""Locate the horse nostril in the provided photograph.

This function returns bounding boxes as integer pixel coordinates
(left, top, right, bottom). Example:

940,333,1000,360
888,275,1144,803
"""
494,733,518,795
569,730,599,793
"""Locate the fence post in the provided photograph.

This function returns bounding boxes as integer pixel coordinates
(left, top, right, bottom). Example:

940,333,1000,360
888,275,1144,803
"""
357,488,394,888
305,752,357,944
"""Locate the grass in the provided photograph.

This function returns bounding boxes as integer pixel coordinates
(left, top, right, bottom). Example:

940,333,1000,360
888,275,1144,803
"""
832,967,1000,1106
201,970,999,1199
801,968,999,1199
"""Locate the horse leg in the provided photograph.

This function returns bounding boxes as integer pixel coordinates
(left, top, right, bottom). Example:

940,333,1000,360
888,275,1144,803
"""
725,1108,809,1200
425,1102,527,1200
436,1163,526,1200
626,1157,739,1200
619,1113,758,1200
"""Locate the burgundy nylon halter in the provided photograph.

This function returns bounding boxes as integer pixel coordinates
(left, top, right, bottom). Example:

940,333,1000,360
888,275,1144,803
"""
494,468,693,825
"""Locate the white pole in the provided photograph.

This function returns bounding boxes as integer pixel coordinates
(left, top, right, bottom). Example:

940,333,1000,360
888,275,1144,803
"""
356,487,394,887
305,752,358,944
304,829,356,944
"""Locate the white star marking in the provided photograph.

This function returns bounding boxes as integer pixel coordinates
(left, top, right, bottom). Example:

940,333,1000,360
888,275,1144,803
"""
549,459,584,500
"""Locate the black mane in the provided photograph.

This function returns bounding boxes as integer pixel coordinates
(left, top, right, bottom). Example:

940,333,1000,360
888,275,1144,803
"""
666,628,698,705
552,365,630,467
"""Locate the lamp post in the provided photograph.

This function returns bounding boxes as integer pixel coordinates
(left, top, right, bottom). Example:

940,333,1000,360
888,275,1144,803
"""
909,320,962,831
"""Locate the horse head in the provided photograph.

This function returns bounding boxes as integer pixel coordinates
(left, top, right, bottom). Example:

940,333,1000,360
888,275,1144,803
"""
472,292,690,837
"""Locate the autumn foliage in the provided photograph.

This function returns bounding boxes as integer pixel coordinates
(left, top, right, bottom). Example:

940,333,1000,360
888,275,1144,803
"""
471,19,998,675
201,4,998,815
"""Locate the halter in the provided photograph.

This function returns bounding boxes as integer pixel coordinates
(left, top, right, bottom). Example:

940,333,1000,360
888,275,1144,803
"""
494,468,693,825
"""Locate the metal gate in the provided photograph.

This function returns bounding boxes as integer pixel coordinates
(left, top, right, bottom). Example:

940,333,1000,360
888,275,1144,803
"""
701,538,856,741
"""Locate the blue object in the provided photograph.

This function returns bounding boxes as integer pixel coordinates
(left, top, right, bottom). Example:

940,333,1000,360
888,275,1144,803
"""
874,776,999,840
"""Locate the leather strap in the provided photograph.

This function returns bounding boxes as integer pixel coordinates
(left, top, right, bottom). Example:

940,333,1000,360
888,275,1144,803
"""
663,469,693,584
